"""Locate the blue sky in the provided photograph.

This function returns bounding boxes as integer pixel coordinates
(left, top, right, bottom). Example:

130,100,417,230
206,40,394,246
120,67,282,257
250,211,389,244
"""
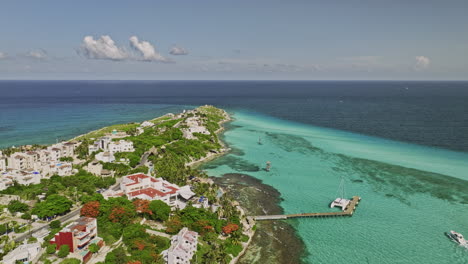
0,0,467,80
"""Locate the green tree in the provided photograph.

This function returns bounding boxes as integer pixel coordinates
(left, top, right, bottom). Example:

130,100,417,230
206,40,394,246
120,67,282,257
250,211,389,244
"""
149,200,170,221
21,212,32,220
46,244,56,254
32,195,72,219
105,247,128,264
58,245,70,258
50,220,61,229
7,200,29,213
89,243,100,253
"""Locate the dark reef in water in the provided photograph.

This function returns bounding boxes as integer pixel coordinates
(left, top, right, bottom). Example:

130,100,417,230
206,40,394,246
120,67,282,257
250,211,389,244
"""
212,173,307,264
203,156,261,172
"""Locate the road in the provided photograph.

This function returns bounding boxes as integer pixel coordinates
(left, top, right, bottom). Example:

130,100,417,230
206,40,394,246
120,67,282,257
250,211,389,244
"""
1,208,81,246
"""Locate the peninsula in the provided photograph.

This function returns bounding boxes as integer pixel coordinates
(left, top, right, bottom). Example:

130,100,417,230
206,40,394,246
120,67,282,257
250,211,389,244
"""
0,106,255,264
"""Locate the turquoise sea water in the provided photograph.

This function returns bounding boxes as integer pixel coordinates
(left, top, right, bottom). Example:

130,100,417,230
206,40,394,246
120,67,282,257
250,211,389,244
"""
0,103,191,148
203,111,468,264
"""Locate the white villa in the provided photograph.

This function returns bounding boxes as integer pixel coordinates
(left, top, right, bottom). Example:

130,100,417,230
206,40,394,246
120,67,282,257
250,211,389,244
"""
141,121,154,128
0,156,6,172
95,151,115,163
103,173,195,209
162,228,199,264
89,136,134,155
181,117,210,139
2,242,41,264
108,140,135,154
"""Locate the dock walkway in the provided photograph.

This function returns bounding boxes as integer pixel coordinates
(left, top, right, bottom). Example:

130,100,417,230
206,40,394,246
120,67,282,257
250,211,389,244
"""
253,196,361,221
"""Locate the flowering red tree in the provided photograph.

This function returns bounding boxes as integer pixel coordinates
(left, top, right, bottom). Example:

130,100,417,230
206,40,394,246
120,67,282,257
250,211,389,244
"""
80,201,100,218
222,223,239,234
133,199,152,215
127,261,142,264
133,239,146,251
109,206,134,224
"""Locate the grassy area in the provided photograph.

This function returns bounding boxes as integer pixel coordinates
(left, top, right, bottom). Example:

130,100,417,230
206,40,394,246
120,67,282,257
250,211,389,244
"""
76,123,140,141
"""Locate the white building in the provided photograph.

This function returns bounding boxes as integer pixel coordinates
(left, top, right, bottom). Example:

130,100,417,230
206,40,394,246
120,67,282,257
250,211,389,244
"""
181,117,210,139
85,160,103,176
95,151,115,163
108,140,135,154
7,154,27,170
162,228,198,264
141,121,154,128
0,157,6,172
2,242,41,264
0,177,14,191
103,173,195,208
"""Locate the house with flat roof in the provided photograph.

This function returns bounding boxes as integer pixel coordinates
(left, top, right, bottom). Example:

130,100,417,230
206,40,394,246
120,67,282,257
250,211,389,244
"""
2,242,41,264
162,227,199,264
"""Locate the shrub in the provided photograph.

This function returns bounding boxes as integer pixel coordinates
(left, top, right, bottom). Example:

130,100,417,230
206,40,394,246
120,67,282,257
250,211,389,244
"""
58,245,70,258
46,244,56,254
50,220,61,229
7,200,29,213
89,243,100,253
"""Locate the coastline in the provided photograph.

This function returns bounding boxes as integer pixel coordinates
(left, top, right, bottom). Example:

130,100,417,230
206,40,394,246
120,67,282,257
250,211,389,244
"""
196,113,307,264
186,113,260,263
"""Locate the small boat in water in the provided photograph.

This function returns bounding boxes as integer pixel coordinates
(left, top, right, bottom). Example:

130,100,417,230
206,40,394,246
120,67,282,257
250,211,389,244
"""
265,161,271,172
446,231,468,247
258,137,263,145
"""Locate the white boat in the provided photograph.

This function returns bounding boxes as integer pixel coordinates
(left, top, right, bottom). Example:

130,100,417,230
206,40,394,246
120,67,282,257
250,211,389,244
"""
447,230,468,247
330,198,351,211
330,176,350,211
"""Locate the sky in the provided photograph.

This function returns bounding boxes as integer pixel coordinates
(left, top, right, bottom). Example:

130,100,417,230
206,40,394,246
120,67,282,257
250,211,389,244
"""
0,0,467,80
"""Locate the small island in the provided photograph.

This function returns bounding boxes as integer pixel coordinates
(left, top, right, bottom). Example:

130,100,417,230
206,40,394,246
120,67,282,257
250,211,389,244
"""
0,106,255,264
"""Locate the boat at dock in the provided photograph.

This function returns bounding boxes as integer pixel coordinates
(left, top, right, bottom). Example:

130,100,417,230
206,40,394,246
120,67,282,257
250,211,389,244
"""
330,176,351,211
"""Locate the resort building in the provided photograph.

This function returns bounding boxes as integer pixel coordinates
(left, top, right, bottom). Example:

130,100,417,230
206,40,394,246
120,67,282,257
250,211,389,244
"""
108,140,135,154
2,242,42,264
7,154,27,170
50,217,103,263
95,151,115,163
140,121,154,127
181,117,210,139
162,227,199,264
0,177,14,191
0,157,6,172
88,137,134,155
103,173,195,208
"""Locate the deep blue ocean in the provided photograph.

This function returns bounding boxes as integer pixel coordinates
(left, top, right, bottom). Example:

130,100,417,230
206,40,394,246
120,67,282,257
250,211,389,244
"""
1,80,467,152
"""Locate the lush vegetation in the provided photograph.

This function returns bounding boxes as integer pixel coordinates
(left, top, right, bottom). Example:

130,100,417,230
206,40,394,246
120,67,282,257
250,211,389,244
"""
1,170,115,200
32,194,72,219
7,200,29,213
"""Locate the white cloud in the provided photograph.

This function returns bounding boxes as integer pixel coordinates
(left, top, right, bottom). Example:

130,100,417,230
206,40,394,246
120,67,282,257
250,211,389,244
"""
0,52,7,59
415,56,430,70
129,36,169,62
26,50,47,59
79,35,128,60
169,45,188,55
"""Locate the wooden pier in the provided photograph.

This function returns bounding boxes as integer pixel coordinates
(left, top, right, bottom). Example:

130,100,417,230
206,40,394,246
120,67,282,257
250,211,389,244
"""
253,196,361,221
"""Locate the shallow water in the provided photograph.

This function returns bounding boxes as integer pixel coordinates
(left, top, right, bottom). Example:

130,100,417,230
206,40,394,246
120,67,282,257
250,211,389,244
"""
203,111,468,264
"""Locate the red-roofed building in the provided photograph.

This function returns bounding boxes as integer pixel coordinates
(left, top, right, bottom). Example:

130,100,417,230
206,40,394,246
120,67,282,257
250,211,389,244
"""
104,173,194,208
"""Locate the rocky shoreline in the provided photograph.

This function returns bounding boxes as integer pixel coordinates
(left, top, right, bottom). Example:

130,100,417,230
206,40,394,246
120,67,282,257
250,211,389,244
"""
211,173,307,264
